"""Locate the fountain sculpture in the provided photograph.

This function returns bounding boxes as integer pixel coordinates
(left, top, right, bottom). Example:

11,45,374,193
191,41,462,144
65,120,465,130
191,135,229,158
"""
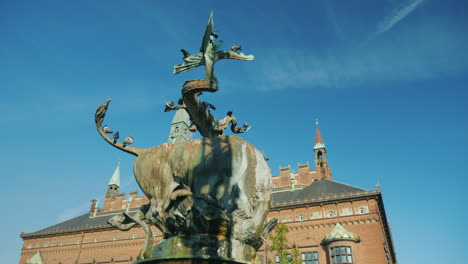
95,12,276,264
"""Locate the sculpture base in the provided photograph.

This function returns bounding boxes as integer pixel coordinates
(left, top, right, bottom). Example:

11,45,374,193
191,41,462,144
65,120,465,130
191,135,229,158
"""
136,235,260,264
135,258,249,264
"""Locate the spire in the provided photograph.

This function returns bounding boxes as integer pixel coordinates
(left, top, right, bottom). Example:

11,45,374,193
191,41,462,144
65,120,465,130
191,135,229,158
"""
313,119,332,180
108,161,121,187
168,108,191,144
314,118,325,150
106,161,121,198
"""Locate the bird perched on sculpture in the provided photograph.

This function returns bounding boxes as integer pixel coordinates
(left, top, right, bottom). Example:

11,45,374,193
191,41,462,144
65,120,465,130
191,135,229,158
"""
123,136,134,146
102,125,113,134
113,131,120,144
180,49,190,58
231,44,241,52
211,29,219,38
164,101,175,112
202,101,216,110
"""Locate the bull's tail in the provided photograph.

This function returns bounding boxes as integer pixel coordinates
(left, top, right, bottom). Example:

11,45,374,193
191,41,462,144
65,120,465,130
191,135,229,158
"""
95,99,144,157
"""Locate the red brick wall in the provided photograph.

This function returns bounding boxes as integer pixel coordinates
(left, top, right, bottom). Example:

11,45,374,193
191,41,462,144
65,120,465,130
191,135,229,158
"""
19,198,393,264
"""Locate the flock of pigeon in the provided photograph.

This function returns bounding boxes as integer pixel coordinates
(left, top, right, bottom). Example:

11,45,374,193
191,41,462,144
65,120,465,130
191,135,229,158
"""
102,125,133,146
101,45,244,147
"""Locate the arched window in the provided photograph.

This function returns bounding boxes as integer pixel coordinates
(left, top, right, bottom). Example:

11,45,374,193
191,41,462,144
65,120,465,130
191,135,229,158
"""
298,215,305,221
317,151,323,159
328,211,335,218
94,237,98,243
359,207,365,214
132,233,137,239
113,235,117,241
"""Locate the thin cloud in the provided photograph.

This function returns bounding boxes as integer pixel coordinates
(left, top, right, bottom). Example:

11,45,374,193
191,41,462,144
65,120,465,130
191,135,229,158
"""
253,19,468,91
57,202,90,222
377,0,424,35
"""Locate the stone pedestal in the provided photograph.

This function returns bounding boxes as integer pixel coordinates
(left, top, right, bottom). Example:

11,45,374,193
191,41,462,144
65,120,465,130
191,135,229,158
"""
136,235,260,264
136,259,250,264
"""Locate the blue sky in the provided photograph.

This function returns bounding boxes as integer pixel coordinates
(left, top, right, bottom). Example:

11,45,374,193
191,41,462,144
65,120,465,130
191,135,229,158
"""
1,0,467,263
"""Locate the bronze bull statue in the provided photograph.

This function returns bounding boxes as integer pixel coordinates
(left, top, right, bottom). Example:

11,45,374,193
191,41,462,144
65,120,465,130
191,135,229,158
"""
95,100,275,261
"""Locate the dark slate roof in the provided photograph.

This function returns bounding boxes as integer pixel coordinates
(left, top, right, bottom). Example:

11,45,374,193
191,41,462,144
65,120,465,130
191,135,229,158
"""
272,179,367,204
36,213,111,233
22,209,141,237
24,180,370,237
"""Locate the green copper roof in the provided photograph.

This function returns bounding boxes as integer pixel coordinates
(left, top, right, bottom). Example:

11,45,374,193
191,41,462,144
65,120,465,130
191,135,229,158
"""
323,223,360,244
26,252,45,264
108,161,120,187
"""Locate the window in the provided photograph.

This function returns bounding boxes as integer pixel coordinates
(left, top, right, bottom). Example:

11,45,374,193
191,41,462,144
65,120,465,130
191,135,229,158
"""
359,207,365,214
27,244,32,249
330,246,353,264
43,243,48,247
94,237,98,243
299,215,305,221
59,241,63,246
275,254,291,264
113,235,117,241
76,239,81,245
301,251,319,264
132,233,137,239
328,211,335,218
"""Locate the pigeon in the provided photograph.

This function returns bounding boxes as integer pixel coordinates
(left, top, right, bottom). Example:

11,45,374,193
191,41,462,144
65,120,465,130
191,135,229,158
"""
231,44,241,52
113,131,119,144
123,136,134,146
180,49,191,58
164,101,175,112
211,29,219,39
243,123,252,132
102,125,113,134
202,101,216,110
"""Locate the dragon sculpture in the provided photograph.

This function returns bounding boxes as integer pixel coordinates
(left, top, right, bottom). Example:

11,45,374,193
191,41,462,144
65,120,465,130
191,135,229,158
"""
94,12,275,264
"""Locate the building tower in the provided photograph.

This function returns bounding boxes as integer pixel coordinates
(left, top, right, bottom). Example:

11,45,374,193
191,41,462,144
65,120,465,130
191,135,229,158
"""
168,107,191,144
106,161,121,198
314,120,332,179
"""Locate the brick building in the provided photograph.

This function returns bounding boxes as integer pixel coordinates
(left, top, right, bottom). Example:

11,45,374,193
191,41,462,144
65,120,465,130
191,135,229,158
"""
19,125,397,264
